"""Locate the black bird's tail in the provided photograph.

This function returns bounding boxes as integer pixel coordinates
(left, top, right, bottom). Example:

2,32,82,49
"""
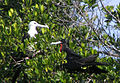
86,66,108,74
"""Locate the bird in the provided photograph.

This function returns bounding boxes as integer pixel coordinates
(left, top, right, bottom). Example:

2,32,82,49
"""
51,39,83,59
28,21,49,38
12,21,49,83
22,21,49,59
51,39,108,73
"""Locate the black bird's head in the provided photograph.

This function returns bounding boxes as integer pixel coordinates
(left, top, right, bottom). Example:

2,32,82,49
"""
51,39,69,52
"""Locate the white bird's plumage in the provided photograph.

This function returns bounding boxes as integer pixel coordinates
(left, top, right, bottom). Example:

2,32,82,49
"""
26,21,49,59
28,21,49,38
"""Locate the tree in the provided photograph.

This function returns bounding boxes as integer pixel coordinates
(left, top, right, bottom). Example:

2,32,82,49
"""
0,0,120,82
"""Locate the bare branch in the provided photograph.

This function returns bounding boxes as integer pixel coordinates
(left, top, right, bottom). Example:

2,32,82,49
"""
99,0,120,24
98,51,120,57
73,2,120,54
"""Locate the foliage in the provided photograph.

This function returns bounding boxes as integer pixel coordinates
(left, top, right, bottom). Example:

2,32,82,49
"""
0,0,120,82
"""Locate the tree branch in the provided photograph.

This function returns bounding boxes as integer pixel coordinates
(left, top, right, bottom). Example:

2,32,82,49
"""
73,2,120,54
98,51,120,57
99,0,120,24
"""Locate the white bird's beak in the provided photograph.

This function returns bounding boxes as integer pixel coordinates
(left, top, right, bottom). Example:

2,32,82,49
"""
51,41,62,45
37,24,49,29
45,24,49,29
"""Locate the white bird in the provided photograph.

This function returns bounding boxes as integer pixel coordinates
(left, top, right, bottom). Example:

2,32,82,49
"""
28,21,49,38
22,21,49,59
12,21,49,83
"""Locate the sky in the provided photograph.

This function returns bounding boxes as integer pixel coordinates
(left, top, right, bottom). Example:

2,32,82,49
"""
102,0,120,40
98,0,120,58
104,0,120,8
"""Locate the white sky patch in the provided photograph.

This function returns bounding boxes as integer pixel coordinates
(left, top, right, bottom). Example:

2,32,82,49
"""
104,0,120,8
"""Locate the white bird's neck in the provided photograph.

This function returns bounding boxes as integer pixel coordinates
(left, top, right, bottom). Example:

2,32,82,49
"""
28,26,38,38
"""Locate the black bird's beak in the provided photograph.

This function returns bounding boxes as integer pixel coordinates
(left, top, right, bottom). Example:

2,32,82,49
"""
51,41,62,45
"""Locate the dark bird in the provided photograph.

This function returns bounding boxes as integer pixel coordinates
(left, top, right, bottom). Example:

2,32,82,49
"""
51,39,108,73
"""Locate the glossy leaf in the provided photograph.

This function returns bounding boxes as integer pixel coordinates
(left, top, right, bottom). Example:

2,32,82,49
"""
41,5,44,13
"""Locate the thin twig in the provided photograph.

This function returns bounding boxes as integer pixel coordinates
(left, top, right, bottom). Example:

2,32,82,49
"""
73,3,120,54
99,0,120,24
98,51,120,57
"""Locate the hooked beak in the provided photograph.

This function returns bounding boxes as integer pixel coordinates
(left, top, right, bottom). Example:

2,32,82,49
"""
37,24,49,29
51,41,62,45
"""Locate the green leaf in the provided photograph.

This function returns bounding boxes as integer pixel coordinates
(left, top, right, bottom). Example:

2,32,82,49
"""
68,28,72,36
85,32,89,39
51,24,55,28
9,26,12,35
84,50,88,56
8,8,14,17
8,11,12,17
10,8,14,14
79,48,82,52
35,4,39,9
81,42,85,47
41,28,45,34
117,8,120,13
48,67,53,71
63,33,65,39
29,0,32,5
34,11,38,16
40,5,44,13
22,0,24,3
52,4,57,10
12,23,17,32
91,48,94,54
82,67,87,69
35,68,39,74
19,43,24,51
83,0,89,3
45,67,48,72
1,52,5,58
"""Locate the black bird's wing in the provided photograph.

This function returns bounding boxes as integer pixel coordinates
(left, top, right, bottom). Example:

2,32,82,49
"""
66,54,107,67
65,47,83,59
79,55,98,63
